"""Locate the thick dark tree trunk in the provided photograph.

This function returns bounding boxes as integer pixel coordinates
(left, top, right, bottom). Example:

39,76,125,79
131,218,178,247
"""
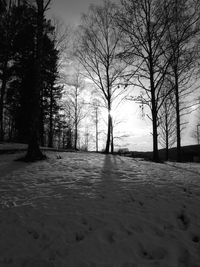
24,0,45,161
26,133,44,161
165,146,169,161
150,73,159,162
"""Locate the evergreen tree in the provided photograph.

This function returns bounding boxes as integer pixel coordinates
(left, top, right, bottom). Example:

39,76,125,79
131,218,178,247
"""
3,1,60,147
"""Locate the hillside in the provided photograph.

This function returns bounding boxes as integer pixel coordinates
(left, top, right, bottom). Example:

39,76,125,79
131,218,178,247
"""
0,151,200,266
131,144,200,162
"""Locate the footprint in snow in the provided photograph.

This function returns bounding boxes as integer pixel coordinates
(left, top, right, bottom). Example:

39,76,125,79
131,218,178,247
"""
27,229,39,240
138,243,167,261
126,229,133,236
81,218,93,232
183,187,192,196
81,217,88,225
139,201,144,206
191,234,200,243
75,231,85,242
177,211,190,230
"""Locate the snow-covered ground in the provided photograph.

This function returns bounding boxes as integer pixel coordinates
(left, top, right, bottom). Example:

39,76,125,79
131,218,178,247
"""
0,143,27,152
0,151,200,267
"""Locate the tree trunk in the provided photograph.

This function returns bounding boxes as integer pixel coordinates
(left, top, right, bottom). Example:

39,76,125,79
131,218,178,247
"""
95,107,98,152
150,72,159,162
67,128,72,149
48,84,53,147
74,88,78,150
0,61,8,141
152,109,159,162
40,99,45,147
62,130,65,149
110,116,114,154
148,37,159,162
165,113,169,161
74,120,78,150
105,108,111,154
24,0,45,161
175,71,181,162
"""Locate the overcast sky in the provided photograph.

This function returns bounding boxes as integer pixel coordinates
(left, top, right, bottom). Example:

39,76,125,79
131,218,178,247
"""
48,0,107,25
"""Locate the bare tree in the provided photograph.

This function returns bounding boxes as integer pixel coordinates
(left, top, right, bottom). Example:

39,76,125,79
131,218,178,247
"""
90,98,102,152
75,0,127,153
190,99,200,144
64,69,86,150
158,90,176,160
164,0,200,161
117,0,174,162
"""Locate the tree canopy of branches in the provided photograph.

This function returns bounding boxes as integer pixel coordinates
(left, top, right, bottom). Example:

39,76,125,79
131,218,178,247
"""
164,0,200,161
75,0,127,153
117,0,175,162
64,69,86,150
117,0,200,161
158,89,176,160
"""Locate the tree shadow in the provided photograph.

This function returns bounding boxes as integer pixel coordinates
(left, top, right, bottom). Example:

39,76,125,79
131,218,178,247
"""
166,162,200,177
101,154,117,179
0,153,29,178
99,154,124,196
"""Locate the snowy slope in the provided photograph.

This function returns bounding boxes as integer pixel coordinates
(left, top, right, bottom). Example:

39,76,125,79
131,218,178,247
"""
0,152,200,267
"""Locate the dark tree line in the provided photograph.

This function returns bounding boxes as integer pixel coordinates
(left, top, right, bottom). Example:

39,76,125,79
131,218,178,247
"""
0,0,63,160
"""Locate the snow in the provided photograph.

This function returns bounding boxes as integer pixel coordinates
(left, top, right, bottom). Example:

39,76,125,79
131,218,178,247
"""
0,143,27,151
0,151,200,267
